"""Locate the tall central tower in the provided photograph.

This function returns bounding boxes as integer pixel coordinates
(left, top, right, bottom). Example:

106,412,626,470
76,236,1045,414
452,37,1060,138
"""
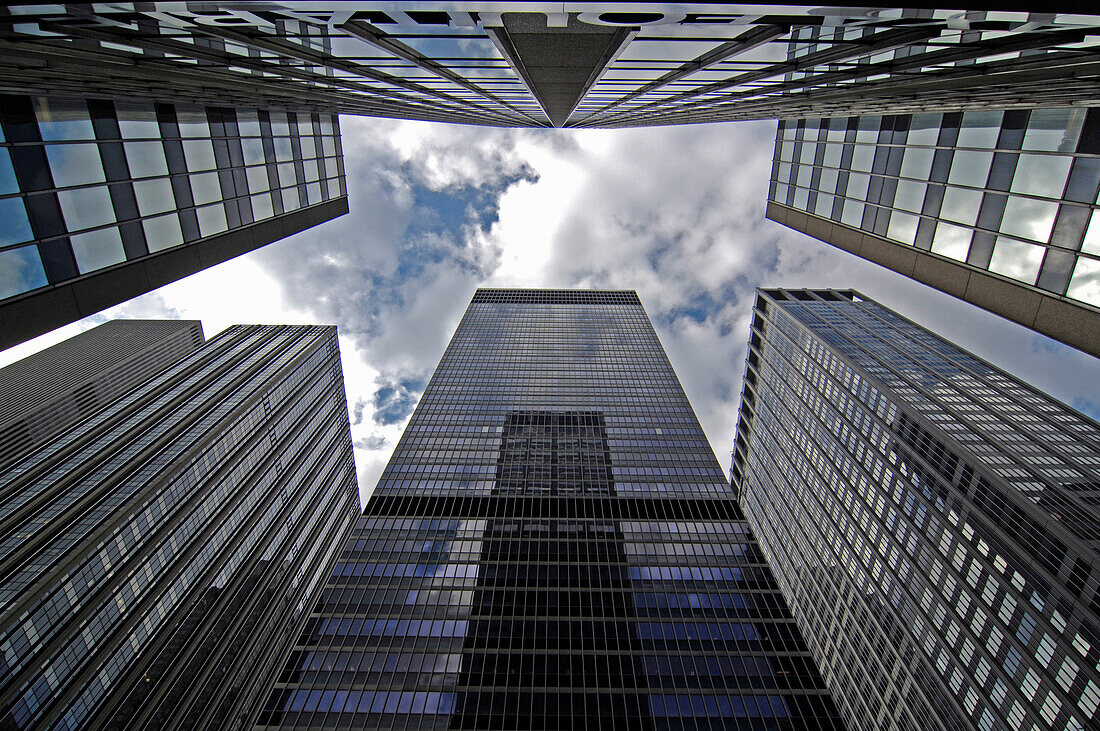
254,288,843,730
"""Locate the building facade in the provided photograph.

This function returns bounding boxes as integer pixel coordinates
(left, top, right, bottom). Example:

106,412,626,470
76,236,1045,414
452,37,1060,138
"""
0,319,204,468
0,322,359,730
0,93,348,350
767,109,1100,357
3,4,1096,129
730,288,1100,731
253,288,843,730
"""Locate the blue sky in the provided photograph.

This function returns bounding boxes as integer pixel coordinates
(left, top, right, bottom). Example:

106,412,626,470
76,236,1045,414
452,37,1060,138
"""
3,116,1098,504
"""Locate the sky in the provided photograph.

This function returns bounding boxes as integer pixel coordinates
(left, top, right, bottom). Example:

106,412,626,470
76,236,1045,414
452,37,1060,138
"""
3,116,1098,506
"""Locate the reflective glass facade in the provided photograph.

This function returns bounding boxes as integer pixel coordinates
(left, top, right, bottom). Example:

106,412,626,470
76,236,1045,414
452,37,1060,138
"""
731,288,1100,731
2,4,1097,129
0,93,347,350
767,109,1100,357
255,289,843,730
0,323,359,730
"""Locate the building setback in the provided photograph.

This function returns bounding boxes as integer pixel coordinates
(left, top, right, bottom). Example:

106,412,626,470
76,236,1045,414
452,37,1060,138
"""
767,110,1100,358
253,289,844,730
0,94,348,350
0,322,359,730
731,288,1100,731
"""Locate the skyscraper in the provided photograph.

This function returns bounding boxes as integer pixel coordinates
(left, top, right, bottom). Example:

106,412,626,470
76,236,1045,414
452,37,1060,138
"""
0,93,348,350
730,288,1100,731
0,319,204,468
2,4,1094,129
0,321,359,730
767,110,1100,357
253,289,843,730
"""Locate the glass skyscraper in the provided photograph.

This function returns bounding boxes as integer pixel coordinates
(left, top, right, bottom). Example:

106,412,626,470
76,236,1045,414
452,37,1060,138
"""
0,321,359,730
731,288,1100,731
0,93,348,350
767,110,1100,358
254,288,843,730
3,4,1095,129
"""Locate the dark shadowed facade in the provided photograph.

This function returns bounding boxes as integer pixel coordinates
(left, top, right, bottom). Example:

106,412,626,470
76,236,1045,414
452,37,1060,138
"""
0,322,358,730
731,288,1100,731
253,289,843,730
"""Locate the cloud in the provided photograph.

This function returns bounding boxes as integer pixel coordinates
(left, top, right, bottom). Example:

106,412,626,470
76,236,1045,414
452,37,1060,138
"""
372,373,428,426
355,433,388,451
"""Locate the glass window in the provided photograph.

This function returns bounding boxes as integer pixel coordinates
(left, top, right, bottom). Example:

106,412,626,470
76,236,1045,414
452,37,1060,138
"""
278,163,298,187
795,165,811,188
143,213,184,252
887,211,920,245
304,160,320,183
1010,154,1072,199
182,139,217,171
320,115,335,135
242,138,266,166
237,110,262,138
0,245,48,298
45,144,106,188
246,166,270,193
1082,211,1100,255
940,187,982,225
0,197,34,246
894,180,926,213
1001,197,1058,242
196,203,228,237
71,227,125,273
819,168,839,194
274,137,294,162
900,148,934,180
957,111,1003,148
176,106,210,138
856,116,880,144
1066,256,1100,306
322,136,336,157
851,145,874,173
822,142,842,167
0,149,19,195
134,179,176,216
841,199,863,227
778,141,792,161
190,172,223,205
116,102,160,139
1023,109,1085,153
282,187,302,211
270,112,291,136
34,98,94,141
125,141,169,179
814,193,834,216
931,222,972,261
57,186,115,231
251,192,274,220
907,113,941,146
799,142,816,165
793,186,809,210
846,172,870,199
947,151,993,188
989,237,1044,284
